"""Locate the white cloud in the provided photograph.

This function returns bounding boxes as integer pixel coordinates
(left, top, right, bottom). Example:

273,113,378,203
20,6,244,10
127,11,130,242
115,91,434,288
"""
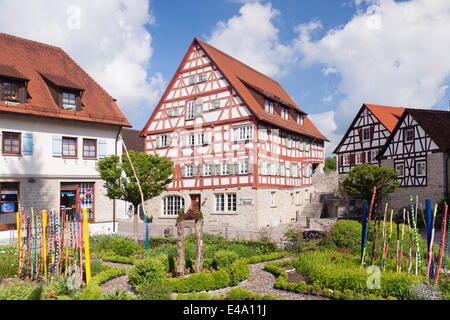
0,0,164,128
308,111,340,154
294,0,450,133
208,2,295,77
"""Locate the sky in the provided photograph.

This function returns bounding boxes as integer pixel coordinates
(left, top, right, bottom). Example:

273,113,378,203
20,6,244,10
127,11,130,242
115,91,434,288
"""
0,0,449,155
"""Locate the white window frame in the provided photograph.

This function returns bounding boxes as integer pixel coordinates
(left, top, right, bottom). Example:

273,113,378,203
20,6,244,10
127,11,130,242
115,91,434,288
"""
286,135,292,148
233,125,253,142
187,101,196,120
220,162,229,176
362,127,371,141
183,164,195,178
297,114,304,125
270,192,276,207
167,108,179,117
343,155,350,166
157,134,169,148
215,193,237,213
416,161,426,177
210,100,220,110
163,196,185,216
371,150,378,163
189,75,196,85
201,163,213,177
395,163,405,177
355,153,362,165
238,161,251,175
259,126,268,141
404,128,414,143
281,107,289,120
264,100,274,114
197,74,207,83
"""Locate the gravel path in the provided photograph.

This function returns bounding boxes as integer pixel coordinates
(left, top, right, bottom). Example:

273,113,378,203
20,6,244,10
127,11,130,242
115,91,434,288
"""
100,258,327,300
99,262,137,296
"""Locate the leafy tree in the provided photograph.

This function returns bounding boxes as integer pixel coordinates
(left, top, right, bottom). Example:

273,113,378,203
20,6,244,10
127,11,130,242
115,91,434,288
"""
342,164,400,202
96,151,174,241
324,157,337,172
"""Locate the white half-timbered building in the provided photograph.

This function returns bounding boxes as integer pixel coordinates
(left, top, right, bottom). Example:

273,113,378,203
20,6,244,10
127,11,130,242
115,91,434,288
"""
334,104,404,174
378,109,450,209
140,38,328,239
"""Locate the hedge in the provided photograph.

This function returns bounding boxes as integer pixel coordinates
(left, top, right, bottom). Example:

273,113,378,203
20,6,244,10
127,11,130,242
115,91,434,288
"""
264,260,397,301
176,288,284,300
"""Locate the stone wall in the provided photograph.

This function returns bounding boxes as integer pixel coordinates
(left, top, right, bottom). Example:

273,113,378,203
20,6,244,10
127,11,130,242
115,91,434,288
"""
142,185,316,241
312,171,339,193
381,153,447,210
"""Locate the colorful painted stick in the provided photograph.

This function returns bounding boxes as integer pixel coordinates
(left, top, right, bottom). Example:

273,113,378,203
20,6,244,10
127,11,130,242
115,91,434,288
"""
361,187,377,266
383,209,394,271
435,204,448,284
83,208,91,285
426,204,438,279
360,200,368,265
42,210,48,279
395,220,400,272
399,209,405,272
410,205,422,276
407,210,413,273
444,205,450,271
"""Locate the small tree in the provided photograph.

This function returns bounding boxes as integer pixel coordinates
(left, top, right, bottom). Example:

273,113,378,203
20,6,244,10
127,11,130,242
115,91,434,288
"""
342,164,400,203
96,151,174,242
324,156,337,172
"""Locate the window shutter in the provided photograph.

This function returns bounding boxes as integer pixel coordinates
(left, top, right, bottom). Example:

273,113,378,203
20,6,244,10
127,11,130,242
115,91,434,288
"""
154,137,160,149
234,163,240,174
350,153,355,165
370,126,375,140
52,135,62,157
0,132,2,153
361,152,366,164
20,87,27,104
204,132,211,145
22,133,33,155
358,128,362,141
246,160,252,174
181,166,186,178
167,135,172,147
192,165,198,177
199,164,204,177
99,139,107,159
367,151,372,163
227,163,234,175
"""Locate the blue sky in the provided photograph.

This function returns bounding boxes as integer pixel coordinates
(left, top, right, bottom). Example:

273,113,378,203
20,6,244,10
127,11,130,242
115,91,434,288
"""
0,0,449,155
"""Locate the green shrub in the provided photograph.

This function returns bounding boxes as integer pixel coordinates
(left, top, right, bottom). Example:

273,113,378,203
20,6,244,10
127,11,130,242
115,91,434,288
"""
139,282,172,300
295,281,307,293
214,250,239,269
97,252,136,265
226,288,283,300
321,220,361,253
245,252,288,264
72,282,103,300
0,280,42,300
41,276,76,299
111,237,138,257
228,259,250,286
90,259,104,275
185,233,225,241
128,257,167,289
92,266,126,286
343,289,354,300
104,289,136,300
333,290,342,300
0,246,18,280
177,292,224,300
164,269,230,293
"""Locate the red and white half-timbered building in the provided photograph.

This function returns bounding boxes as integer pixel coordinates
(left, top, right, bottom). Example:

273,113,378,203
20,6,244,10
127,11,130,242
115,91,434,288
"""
334,104,404,174
141,38,327,239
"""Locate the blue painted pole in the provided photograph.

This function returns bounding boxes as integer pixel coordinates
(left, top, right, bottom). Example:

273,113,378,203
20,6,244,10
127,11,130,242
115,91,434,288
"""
425,199,435,278
360,200,368,264
145,212,149,253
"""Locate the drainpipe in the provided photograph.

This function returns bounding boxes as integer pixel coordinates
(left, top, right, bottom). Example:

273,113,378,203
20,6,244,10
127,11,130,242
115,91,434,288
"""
445,151,450,200
113,126,122,232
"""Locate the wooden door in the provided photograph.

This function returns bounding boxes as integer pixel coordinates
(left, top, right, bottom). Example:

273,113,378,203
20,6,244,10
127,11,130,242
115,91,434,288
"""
190,194,201,212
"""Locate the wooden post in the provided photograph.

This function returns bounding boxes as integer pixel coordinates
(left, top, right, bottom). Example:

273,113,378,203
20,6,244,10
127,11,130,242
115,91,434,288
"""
195,219,204,273
176,218,185,277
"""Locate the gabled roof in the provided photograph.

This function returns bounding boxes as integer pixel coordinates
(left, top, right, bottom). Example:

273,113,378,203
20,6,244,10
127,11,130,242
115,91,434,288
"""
365,104,405,132
141,38,327,141
0,33,130,127
333,103,405,154
379,109,450,158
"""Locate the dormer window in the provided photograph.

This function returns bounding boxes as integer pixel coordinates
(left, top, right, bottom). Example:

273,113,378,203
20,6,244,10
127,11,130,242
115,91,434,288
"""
0,79,27,104
264,100,274,114
281,107,289,120
296,114,304,125
62,92,77,110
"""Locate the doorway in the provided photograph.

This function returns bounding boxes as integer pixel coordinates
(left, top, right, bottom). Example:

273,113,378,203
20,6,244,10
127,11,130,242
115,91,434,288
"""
190,194,201,212
60,183,95,222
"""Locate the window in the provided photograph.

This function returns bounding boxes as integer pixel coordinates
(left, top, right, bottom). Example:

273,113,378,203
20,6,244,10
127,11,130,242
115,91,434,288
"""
371,150,378,163
238,161,251,175
404,128,414,143
416,161,426,177
281,107,289,120
270,163,278,176
182,164,195,178
2,132,21,154
215,193,237,213
156,134,170,148
201,164,213,177
220,163,229,176
271,192,276,207
233,125,253,141
62,92,77,110
197,74,207,83
297,114,304,125
184,133,208,147
259,126,268,141
291,163,299,178
395,163,405,177
286,135,292,148
356,152,362,164
163,196,185,216
2,81,20,103
210,100,220,110
186,100,201,120
279,164,286,177
343,155,350,165
62,137,77,157
362,127,371,141
167,108,179,117
83,139,97,158
264,100,274,114
189,75,196,85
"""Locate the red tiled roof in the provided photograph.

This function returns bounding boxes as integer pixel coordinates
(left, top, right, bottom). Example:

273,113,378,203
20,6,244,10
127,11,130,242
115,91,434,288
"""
0,33,130,127
197,39,327,141
121,128,145,153
364,103,405,132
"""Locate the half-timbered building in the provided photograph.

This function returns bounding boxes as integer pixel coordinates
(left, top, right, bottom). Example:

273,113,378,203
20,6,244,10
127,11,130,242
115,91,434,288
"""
140,38,328,239
378,109,450,209
0,33,131,238
334,104,405,174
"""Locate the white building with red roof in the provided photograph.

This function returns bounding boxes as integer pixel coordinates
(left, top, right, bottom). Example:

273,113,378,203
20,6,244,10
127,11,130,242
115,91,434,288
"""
0,33,131,235
140,38,328,239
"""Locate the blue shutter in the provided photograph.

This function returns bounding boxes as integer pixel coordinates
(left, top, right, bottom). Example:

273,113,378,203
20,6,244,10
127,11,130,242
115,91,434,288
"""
52,136,62,157
22,133,33,155
99,139,107,159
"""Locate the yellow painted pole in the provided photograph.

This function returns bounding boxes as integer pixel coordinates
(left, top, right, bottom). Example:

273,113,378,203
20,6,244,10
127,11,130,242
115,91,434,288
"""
42,210,47,279
16,211,21,275
83,208,91,285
